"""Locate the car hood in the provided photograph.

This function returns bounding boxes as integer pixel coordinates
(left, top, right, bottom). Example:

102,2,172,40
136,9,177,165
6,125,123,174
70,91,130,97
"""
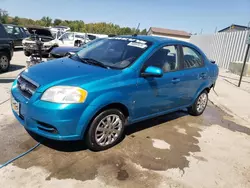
22,58,121,92
51,46,82,56
27,27,53,37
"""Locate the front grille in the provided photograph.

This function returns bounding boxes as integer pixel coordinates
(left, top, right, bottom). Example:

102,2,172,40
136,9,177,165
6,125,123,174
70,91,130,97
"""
17,75,39,99
24,43,38,50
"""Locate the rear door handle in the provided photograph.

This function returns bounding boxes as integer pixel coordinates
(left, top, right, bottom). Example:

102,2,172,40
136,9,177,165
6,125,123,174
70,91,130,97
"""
172,78,180,84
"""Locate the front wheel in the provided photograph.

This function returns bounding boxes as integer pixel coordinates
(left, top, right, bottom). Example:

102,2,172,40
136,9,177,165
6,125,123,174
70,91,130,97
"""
188,90,208,116
85,109,125,151
0,53,10,73
74,40,82,47
24,50,31,57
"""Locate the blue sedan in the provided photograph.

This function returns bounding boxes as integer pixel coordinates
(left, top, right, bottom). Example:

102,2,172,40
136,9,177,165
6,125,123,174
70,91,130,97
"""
11,35,218,151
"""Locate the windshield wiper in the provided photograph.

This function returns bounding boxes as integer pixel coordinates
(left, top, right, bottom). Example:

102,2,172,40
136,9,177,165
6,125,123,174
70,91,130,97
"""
80,58,109,69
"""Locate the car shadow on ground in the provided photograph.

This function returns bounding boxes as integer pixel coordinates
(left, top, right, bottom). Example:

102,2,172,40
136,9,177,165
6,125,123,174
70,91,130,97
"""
28,110,188,152
7,64,26,73
14,48,23,52
0,78,16,83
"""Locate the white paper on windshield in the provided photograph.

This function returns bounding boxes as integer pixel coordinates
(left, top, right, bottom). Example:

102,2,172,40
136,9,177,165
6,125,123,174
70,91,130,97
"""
111,37,147,43
127,42,147,49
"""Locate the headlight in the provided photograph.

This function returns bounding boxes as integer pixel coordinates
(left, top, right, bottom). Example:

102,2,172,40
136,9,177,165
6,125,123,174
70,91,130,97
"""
41,86,88,103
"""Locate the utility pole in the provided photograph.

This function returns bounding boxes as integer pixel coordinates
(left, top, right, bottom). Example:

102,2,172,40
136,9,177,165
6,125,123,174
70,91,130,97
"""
238,21,250,87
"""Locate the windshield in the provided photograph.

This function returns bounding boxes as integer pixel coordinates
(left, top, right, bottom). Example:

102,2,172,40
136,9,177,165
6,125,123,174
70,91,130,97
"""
80,38,103,48
77,37,152,69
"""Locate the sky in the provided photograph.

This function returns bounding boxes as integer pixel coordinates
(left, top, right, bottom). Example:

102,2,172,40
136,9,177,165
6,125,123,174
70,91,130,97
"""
0,0,250,34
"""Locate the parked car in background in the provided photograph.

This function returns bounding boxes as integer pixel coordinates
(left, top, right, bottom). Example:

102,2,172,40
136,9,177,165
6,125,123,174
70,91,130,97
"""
87,33,108,40
11,36,218,151
57,32,89,47
22,27,59,57
56,32,109,48
50,26,70,33
50,38,103,58
3,24,30,48
0,23,14,72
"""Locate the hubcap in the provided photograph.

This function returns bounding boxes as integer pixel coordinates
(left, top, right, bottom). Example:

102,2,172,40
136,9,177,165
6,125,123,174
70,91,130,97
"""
0,56,8,69
196,93,207,113
95,114,122,146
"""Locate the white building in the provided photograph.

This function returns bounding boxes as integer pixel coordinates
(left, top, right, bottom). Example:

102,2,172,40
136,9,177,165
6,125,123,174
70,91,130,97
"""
147,27,191,42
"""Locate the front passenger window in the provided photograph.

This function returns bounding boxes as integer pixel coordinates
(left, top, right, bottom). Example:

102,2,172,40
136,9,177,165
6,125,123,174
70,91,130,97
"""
143,45,178,73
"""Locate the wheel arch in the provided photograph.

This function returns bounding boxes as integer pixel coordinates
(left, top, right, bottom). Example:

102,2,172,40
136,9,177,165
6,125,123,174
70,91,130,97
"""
74,40,82,46
191,81,213,105
0,49,11,60
79,102,130,139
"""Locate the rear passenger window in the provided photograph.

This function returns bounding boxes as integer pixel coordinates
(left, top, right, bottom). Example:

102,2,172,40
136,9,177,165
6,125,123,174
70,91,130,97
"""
183,46,203,69
143,45,179,73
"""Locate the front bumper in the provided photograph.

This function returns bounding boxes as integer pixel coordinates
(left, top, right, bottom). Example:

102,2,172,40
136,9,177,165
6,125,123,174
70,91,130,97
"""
11,80,95,141
23,44,53,55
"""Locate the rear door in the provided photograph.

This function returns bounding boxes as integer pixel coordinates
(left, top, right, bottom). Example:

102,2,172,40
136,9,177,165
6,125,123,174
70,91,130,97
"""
179,45,208,103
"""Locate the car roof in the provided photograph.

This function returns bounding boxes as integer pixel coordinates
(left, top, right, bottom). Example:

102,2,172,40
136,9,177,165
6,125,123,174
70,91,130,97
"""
3,24,22,27
121,35,190,45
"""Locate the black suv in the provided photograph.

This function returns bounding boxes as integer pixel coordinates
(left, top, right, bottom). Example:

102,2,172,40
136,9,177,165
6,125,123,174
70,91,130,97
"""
3,24,29,48
0,23,14,72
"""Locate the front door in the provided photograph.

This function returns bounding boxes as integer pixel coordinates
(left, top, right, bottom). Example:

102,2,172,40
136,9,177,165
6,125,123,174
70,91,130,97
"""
134,45,188,119
58,32,75,47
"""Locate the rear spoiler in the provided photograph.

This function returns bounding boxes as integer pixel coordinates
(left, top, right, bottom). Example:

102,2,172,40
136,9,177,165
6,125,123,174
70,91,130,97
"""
210,59,216,64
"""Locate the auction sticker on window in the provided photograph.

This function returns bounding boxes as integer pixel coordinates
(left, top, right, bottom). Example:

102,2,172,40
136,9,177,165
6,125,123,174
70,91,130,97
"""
127,42,148,49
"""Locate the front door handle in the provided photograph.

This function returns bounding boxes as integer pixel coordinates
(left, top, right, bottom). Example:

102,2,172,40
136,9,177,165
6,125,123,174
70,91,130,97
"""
172,78,180,84
199,72,207,79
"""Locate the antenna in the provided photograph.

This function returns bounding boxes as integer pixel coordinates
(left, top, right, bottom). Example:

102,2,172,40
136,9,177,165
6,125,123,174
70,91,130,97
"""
133,23,140,37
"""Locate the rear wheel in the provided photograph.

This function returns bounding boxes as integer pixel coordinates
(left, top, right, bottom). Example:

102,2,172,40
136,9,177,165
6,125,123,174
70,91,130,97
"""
0,52,10,73
85,109,125,151
24,50,31,57
74,40,82,47
188,90,208,116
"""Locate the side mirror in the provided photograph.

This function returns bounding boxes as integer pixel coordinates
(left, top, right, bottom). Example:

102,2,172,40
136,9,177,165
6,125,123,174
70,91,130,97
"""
66,52,76,57
210,59,216,64
141,66,163,78
68,52,76,56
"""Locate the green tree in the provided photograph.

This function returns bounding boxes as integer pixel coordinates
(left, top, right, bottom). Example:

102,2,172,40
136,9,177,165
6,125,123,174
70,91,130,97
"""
41,16,52,27
0,9,149,36
0,9,9,24
54,19,62,26
12,16,20,25
140,28,147,35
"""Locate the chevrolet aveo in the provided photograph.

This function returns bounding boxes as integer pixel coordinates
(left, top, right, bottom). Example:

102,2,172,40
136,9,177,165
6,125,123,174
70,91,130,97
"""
11,36,218,151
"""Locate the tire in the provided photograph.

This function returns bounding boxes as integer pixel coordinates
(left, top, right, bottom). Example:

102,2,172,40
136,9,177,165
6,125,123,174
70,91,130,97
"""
0,52,10,73
74,40,82,47
188,90,208,116
24,50,31,57
85,109,125,151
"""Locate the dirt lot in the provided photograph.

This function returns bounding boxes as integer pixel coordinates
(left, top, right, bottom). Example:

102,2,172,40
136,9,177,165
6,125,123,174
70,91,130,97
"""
0,51,250,188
